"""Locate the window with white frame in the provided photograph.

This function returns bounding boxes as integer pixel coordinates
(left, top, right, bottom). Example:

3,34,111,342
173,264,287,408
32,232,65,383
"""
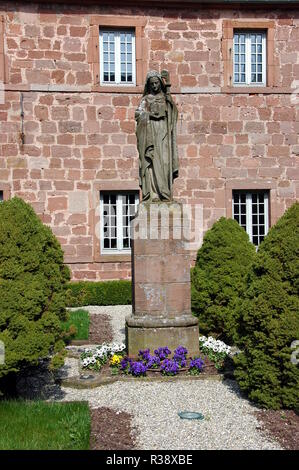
232,190,269,246
99,29,136,85
233,31,266,86
100,192,139,253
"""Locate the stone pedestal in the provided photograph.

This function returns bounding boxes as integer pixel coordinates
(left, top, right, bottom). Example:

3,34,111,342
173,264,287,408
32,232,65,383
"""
126,201,199,357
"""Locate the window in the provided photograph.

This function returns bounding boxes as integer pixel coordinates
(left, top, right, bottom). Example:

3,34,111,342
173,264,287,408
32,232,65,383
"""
233,31,266,86
100,192,139,253
233,190,269,246
99,29,136,85
89,16,147,91
0,191,3,201
222,20,275,88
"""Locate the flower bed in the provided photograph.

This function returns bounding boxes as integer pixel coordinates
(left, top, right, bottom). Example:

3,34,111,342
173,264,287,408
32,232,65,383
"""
81,344,205,377
79,338,232,380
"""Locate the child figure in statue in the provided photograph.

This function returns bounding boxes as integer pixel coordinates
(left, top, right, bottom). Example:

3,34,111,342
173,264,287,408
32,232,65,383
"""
135,70,179,202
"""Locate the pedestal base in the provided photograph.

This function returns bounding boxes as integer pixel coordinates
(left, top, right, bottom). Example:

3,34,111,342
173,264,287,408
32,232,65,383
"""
126,315,199,357
127,201,199,357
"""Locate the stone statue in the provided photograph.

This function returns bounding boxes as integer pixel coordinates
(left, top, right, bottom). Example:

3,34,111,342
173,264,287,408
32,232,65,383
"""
135,70,179,202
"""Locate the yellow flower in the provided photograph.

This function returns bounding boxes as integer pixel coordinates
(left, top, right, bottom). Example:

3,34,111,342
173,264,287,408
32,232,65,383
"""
110,354,122,366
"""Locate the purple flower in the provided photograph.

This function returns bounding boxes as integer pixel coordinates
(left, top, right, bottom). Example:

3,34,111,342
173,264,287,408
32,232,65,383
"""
160,359,179,376
189,357,204,373
120,356,133,374
174,346,188,357
154,347,171,361
130,361,147,377
146,355,160,369
138,349,151,361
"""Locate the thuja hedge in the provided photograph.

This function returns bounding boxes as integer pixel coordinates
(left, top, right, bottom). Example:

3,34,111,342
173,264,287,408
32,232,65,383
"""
234,203,299,410
191,217,256,343
66,280,132,307
0,198,70,382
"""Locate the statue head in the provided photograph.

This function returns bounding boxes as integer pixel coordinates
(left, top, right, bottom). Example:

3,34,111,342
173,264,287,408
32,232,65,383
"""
143,71,166,96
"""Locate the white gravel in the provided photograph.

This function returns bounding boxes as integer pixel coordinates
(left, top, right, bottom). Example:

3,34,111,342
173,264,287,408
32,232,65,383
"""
61,305,282,450
60,379,281,450
68,305,130,344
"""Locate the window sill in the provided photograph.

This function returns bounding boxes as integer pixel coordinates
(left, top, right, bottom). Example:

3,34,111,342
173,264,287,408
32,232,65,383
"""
95,254,132,263
221,86,292,94
92,84,143,93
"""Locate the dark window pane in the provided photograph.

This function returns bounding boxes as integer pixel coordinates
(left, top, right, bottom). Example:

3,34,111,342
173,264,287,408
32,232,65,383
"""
110,195,116,205
252,193,257,203
111,238,117,248
104,239,110,248
253,226,258,235
252,215,257,224
241,215,246,225
259,215,264,225
241,204,246,214
252,236,259,246
241,194,246,203
234,204,239,215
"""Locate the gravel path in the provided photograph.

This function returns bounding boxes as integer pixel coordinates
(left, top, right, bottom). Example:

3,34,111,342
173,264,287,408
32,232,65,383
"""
62,305,282,450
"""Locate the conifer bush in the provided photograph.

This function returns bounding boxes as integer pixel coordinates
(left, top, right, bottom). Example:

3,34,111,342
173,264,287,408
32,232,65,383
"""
234,203,299,410
0,198,70,383
191,217,256,343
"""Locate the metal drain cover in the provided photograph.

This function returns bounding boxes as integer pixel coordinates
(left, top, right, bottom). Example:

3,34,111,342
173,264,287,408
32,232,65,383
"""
178,411,204,420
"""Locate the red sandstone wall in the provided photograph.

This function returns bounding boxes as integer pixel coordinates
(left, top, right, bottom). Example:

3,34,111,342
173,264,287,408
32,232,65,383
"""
0,3,298,280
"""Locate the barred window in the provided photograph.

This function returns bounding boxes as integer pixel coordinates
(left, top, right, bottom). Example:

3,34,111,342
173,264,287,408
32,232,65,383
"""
99,29,136,85
233,190,269,246
100,192,139,253
233,31,266,86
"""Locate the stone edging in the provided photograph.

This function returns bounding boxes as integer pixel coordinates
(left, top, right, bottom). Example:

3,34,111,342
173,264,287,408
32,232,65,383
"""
60,373,224,389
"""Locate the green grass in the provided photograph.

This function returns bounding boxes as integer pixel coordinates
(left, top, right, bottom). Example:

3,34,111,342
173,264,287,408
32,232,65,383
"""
0,400,91,450
62,309,90,340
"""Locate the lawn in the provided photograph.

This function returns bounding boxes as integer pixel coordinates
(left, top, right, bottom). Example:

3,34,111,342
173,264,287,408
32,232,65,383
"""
0,400,91,450
62,309,90,341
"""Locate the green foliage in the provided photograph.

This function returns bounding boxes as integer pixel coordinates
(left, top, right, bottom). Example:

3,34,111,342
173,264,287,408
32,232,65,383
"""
0,198,70,382
191,217,256,342
61,309,90,341
0,400,90,450
66,280,132,307
234,203,299,410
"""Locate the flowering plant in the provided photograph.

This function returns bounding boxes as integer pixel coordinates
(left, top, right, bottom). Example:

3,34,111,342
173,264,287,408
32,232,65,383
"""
189,357,204,375
130,361,147,377
173,346,188,368
160,359,179,376
138,349,160,369
199,336,231,369
120,356,133,375
154,346,171,361
81,342,126,371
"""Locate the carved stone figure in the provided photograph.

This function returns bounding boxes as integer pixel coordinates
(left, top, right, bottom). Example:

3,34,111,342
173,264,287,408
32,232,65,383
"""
135,70,178,202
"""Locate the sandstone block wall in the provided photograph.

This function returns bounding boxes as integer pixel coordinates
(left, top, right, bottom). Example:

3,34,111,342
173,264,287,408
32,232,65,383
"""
0,2,298,280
